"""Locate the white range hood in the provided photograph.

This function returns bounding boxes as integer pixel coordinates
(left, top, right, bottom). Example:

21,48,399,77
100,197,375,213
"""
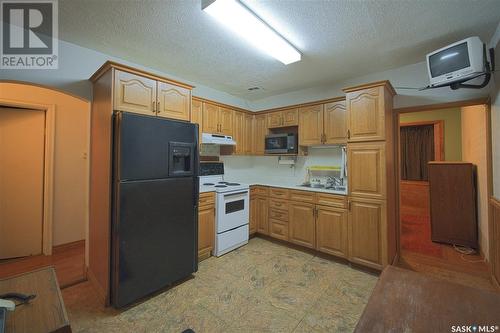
202,133,236,145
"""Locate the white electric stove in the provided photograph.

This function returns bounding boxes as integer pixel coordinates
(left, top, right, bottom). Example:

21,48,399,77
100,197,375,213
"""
199,162,249,257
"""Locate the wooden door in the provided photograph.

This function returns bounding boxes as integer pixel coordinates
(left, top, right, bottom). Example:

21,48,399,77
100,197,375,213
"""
348,141,386,199
267,112,282,128
114,70,156,115
282,108,299,126
244,114,254,154
157,82,191,121
202,102,219,134
198,204,215,261
233,111,245,154
0,108,44,259
191,99,202,144
219,107,233,136
254,114,268,155
346,87,385,142
256,196,269,235
289,202,315,248
299,104,323,146
249,195,257,235
316,206,348,258
324,101,347,144
348,197,386,269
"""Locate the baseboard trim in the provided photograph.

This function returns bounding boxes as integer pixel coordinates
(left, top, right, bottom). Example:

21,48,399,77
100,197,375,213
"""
53,239,85,251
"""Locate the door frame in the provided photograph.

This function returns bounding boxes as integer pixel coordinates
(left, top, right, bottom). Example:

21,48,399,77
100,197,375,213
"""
1,98,55,256
393,97,493,268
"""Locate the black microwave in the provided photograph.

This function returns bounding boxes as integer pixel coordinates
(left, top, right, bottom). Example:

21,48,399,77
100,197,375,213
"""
265,133,297,154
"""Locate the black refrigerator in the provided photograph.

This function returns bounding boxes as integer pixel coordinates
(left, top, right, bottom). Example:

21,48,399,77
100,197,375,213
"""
111,112,199,308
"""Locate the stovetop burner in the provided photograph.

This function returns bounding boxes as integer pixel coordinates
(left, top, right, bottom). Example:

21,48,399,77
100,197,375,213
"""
218,181,229,184
227,183,240,186
203,183,215,186
214,185,227,188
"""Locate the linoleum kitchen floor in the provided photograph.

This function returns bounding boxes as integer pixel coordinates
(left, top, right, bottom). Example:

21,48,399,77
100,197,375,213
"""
63,237,378,333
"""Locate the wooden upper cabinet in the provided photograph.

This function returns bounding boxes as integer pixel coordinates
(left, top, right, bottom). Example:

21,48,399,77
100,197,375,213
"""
233,111,245,154
324,101,347,144
114,70,156,115
316,206,348,258
244,114,254,154
254,114,268,155
267,112,282,128
345,85,391,142
282,108,299,126
191,99,202,143
299,104,323,146
348,197,386,269
289,202,315,249
157,82,190,121
219,107,233,136
202,102,219,134
348,141,386,199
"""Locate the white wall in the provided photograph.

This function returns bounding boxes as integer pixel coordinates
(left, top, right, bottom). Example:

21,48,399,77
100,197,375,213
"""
221,147,344,186
0,40,252,110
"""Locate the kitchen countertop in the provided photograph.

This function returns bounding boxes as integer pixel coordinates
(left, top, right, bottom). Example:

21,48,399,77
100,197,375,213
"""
199,181,346,196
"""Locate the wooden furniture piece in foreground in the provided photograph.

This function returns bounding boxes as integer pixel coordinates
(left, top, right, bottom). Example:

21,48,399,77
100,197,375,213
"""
428,162,478,248
355,265,500,332
0,267,71,333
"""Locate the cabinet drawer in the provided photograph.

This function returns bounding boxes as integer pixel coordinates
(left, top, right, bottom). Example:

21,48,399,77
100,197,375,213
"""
316,193,347,208
289,190,316,203
269,198,288,210
269,219,289,241
199,192,215,207
269,187,289,199
251,186,268,196
269,208,288,222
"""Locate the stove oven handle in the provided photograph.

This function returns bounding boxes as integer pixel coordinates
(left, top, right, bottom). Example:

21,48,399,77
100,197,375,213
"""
223,191,248,198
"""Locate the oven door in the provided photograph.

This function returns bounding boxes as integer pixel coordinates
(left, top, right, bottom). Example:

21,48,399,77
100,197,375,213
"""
217,190,249,233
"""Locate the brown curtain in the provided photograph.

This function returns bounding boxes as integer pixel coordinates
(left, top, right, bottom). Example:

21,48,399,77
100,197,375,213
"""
400,125,435,181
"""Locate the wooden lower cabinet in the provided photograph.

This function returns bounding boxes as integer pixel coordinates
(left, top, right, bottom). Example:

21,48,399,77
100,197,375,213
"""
289,202,315,249
255,196,269,235
348,196,386,269
198,193,215,261
269,218,289,241
316,206,348,258
249,195,257,235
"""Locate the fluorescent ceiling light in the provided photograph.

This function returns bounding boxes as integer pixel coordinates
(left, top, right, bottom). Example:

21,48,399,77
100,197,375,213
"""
440,52,459,60
202,0,301,65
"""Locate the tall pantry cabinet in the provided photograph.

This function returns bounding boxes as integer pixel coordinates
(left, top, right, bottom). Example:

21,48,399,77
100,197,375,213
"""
343,81,397,270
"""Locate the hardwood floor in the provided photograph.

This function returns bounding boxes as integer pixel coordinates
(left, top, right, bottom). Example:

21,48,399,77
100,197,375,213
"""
0,240,86,288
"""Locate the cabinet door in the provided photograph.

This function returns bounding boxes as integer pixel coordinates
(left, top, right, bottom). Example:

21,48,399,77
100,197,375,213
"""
202,102,219,134
316,206,348,258
267,112,282,128
346,87,385,142
219,107,233,136
282,108,299,126
256,196,269,235
289,202,315,248
198,205,215,261
254,114,268,155
233,111,245,154
324,101,347,144
114,70,156,115
299,104,323,146
244,114,254,154
249,195,257,235
348,197,386,270
348,142,386,199
157,82,190,121
191,99,202,144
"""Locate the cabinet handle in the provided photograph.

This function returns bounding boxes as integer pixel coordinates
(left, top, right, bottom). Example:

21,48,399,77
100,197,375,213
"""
152,101,156,112
157,101,160,113
347,129,351,139
348,200,351,211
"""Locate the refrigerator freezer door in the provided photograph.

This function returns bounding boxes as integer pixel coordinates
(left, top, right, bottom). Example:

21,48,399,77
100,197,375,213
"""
116,112,198,181
111,178,197,308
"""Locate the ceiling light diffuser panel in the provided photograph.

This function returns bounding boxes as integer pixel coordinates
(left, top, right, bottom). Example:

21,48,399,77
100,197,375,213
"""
202,0,301,65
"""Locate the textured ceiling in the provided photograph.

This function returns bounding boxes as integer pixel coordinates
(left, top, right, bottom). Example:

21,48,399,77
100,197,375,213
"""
59,0,500,100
